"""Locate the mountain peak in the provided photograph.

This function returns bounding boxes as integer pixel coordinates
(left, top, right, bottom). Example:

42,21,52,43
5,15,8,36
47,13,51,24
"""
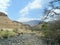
0,12,7,16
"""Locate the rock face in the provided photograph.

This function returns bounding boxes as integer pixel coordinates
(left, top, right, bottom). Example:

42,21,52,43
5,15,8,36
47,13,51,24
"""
0,12,30,30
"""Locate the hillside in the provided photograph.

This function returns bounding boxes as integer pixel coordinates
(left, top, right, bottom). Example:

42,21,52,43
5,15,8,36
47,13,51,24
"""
0,12,31,31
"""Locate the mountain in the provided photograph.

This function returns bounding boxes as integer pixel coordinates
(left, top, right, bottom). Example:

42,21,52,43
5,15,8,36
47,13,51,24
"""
32,20,60,31
22,20,41,27
0,12,31,30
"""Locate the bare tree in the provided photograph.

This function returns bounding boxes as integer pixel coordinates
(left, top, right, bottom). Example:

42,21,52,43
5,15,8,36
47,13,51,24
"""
43,0,60,20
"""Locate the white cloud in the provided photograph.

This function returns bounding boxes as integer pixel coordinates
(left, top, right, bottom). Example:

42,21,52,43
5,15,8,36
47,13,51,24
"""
30,0,42,9
17,14,43,22
0,0,10,14
54,9,60,14
17,17,40,22
18,0,53,22
18,0,42,22
19,0,42,17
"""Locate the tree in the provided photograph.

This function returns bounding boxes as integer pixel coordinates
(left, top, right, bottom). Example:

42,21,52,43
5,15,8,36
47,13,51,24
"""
43,0,60,20
42,0,60,45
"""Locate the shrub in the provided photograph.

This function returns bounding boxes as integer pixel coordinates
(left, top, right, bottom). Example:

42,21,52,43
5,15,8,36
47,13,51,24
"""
13,28,18,33
0,30,16,39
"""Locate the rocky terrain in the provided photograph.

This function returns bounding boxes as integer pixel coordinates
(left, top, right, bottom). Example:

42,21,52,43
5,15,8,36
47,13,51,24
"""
0,12,48,45
0,33,46,45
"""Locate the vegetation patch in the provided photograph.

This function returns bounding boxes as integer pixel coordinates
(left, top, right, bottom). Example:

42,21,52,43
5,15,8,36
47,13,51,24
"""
0,30,16,39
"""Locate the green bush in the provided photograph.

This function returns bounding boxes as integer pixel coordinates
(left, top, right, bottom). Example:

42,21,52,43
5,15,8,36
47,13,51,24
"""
13,28,18,33
0,30,16,38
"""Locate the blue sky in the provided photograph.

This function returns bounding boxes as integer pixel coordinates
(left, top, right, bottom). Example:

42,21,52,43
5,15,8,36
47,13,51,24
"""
0,0,59,22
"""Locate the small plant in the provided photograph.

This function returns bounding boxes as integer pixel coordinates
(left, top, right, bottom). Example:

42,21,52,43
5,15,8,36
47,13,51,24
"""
0,29,3,31
0,30,16,39
13,28,18,33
